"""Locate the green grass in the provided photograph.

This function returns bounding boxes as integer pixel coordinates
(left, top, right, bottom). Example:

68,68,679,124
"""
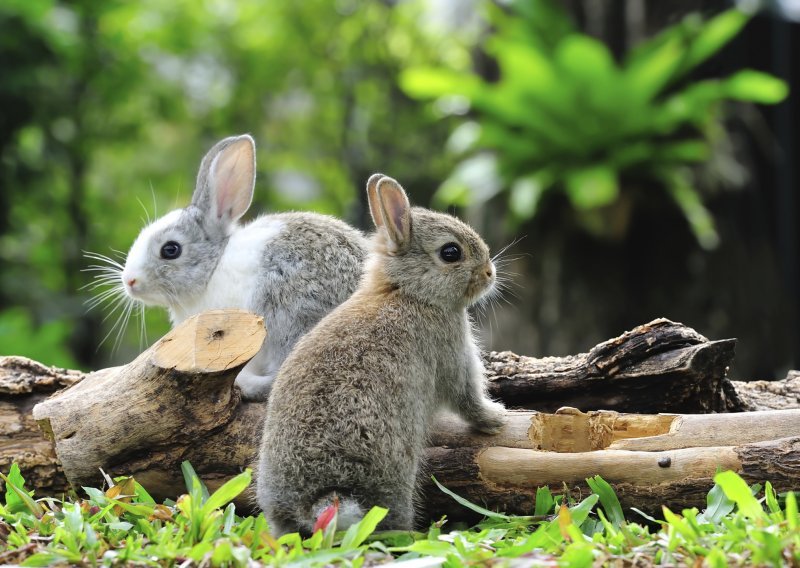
0,463,797,566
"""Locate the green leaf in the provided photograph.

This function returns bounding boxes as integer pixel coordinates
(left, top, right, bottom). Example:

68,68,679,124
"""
565,166,619,210
705,547,729,568
533,486,555,517
400,68,478,100
786,491,798,530
722,70,789,104
201,469,252,517
3,463,28,514
489,38,557,93
564,494,599,527
702,481,735,523
586,476,625,528
181,461,209,505
391,539,454,556
107,499,154,517
560,540,595,567
340,506,388,549
764,482,781,516
555,34,616,83
662,507,699,540
713,470,764,519
211,538,233,565
133,480,156,505
661,169,720,250
684,10,750,72
496,524,549,557
624,34,684,101
1,466,42,518
22,552,69,567
432,476,510,520
654,140,710,163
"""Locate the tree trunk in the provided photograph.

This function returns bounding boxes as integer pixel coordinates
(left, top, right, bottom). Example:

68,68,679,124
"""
1,311,797,522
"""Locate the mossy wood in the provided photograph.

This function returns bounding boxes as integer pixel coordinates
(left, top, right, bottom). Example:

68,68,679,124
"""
0,310,797,521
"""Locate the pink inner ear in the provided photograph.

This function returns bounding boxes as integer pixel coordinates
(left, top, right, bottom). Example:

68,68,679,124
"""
389,203,407,237
212,141,254,221
378,179,410,245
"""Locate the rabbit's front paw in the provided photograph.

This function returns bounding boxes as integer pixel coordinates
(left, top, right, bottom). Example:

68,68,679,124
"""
471,400,506,435
235,371,276,402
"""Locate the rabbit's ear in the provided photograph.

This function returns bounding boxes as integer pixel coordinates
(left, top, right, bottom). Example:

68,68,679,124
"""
366,173,385,229
193,135,255,224
376,177,411,252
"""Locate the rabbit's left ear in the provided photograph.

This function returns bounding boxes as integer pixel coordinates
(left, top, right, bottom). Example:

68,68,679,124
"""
366,173,385,229
193,134,255,226
207,135,255,223
376,177,411,252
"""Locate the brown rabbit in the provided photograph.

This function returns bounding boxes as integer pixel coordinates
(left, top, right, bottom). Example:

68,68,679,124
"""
256,174,506,535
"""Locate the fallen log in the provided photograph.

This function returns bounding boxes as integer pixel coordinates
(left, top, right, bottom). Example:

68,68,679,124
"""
0,311,796,523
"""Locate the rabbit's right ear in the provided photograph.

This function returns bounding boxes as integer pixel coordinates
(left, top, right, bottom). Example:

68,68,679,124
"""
366,173,385,229
192,135,256,226
376,177,411,252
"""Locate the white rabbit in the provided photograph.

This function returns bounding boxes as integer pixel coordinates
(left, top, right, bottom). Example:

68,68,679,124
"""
113,135,369,400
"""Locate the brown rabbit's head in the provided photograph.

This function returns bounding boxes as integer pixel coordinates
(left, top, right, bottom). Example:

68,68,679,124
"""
365,174,495,309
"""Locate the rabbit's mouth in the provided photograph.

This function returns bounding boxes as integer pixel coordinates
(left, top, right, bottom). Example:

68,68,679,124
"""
122,280,165,307
465,270,495,306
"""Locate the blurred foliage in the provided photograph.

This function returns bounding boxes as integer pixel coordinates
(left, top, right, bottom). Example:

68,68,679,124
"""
0,0,790,370
401,0,788,248
0,0,465,368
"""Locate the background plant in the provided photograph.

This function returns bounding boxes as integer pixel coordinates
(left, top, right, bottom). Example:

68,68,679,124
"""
1,0,798,380
401,1,788,248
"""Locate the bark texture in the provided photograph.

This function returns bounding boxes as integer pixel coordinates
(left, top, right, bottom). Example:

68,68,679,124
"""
484,318,741,413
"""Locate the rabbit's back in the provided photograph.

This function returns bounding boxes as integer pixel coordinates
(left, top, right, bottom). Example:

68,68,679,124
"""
258,291,445,527
168,211,367,325
248,212,368,338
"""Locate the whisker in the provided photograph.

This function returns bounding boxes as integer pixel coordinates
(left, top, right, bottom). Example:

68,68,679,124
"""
149,181,159,219
136,196,151,226
491,236,527,263
85,288,125,310
82,251,125,270
110,247,128,261
138,304,149,348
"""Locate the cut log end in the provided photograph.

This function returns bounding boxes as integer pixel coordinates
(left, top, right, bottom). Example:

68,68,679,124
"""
152,309,266,373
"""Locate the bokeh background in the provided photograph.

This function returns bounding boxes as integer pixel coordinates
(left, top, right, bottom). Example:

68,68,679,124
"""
1,0,798,380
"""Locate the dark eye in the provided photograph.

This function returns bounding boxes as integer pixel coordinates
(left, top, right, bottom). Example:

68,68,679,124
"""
439,243,462,263
160,241,182,260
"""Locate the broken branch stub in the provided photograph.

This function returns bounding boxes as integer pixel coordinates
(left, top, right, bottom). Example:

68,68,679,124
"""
484,318,739,412
32,309,265,489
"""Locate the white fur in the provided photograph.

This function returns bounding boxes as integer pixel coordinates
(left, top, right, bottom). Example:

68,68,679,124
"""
169,217,286,324
122,211,182,306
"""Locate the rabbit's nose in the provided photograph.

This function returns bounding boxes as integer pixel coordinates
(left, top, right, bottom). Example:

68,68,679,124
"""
126,277,137,287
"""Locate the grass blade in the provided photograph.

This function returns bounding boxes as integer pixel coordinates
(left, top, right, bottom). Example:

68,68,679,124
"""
432,476,509,520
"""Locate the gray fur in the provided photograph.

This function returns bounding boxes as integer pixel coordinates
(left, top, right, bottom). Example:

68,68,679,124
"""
256,175,506,535
121,135,369,400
